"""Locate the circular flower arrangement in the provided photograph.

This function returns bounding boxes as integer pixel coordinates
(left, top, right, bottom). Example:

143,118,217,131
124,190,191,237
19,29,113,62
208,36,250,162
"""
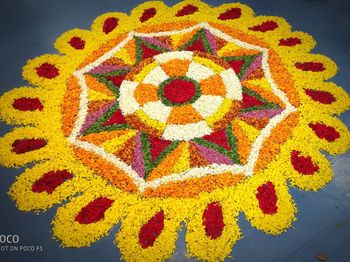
0,1,349,261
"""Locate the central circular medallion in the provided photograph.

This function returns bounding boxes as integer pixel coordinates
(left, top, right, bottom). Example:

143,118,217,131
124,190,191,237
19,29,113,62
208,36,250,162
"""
159,76,201,106
118,51,243,141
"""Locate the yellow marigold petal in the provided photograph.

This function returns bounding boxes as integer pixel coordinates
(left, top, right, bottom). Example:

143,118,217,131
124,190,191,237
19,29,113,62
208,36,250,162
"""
0,127,65,168
206,98,232,128
52,180,134,247
173,142,190,173
186,193,241,261
147,142,187,181
237,172,296,234
0,86,59,126
116,198,188,262
85,75,115,96
100,130,137,153
8,159,93,212
275,139,334,191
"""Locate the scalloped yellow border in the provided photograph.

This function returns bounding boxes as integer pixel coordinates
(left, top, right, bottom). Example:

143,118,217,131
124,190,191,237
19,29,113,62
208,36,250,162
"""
0,1,349,261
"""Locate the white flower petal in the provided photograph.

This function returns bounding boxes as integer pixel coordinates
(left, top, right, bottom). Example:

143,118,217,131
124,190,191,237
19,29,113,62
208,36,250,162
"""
142,66,168,86
186,61,215,82
220,68,242,100
118,81,140,115
142,101,172,123
192,95,223,118
154,51,193,64
162,121,212,141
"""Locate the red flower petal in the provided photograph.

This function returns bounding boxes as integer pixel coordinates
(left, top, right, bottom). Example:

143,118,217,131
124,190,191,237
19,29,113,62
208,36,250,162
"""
218,8,241,20
141,43,162,60
304,89,336,104
139,211,164,248
36,63,59,79
241,93,265,109
12,97,43,111
279,37,302,46
140,8,157,22
32,170,73,194
12,138,47,154
228,59,244,74
68,36,85,50
103,17,119,34
102,109,127,126
149,136,172,162
291,150,319,175
202,202,225,239
163,79,197,104
249,21,278,32
295,62,325,72
256,181,278,214
107,74,127,87
75,197,114,224
309,123,340,142
176,4,198,17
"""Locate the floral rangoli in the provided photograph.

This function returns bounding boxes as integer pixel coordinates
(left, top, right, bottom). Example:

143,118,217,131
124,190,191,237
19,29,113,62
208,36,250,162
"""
0,1,349,261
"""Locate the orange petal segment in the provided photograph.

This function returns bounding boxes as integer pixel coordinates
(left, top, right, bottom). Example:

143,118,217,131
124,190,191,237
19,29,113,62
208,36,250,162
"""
85,75,115,96
146,142,187,181
200,74,226,96
167,105,203,124
134,83,159,106
161,59,191,77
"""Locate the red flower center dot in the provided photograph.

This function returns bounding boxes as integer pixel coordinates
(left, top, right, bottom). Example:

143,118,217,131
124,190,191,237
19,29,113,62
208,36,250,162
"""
162,79,197,104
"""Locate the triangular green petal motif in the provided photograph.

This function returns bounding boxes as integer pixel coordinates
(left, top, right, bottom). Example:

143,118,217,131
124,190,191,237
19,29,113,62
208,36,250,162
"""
179,28,213,54
240,86,282,113
193,124,241,165
221,54,259,79
140,133,180,179
83,103,131,135
135,37,171,63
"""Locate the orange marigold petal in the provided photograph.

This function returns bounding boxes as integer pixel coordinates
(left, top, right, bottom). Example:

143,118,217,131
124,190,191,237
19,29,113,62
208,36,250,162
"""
80,130,133,145
62,77,80,136
200,74,226,96
161,59,191,77
143,173,246,198
134,83,159,106
146,142,187,181
231,120,251,164
167,105,203,124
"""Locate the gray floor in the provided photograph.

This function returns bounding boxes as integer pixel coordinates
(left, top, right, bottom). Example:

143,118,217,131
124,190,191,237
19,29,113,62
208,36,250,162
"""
0,0,349,261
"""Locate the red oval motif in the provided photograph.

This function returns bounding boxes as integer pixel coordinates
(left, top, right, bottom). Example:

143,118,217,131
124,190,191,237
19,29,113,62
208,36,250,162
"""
140,8,157,22
32,170,73,194
202,202,225,239
279,37,302,46
291,150,319,175
103,17,119,34
36,63,59,79
309,123,340,142
139,211,164,248
295,62,325,72
75,197,114,224
12,138,47,154
12,97,44,111
249,21,278,32
68,36,85,50
304,89,336,104
256,181,278,214
218,8,242,20
176,4,198,17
